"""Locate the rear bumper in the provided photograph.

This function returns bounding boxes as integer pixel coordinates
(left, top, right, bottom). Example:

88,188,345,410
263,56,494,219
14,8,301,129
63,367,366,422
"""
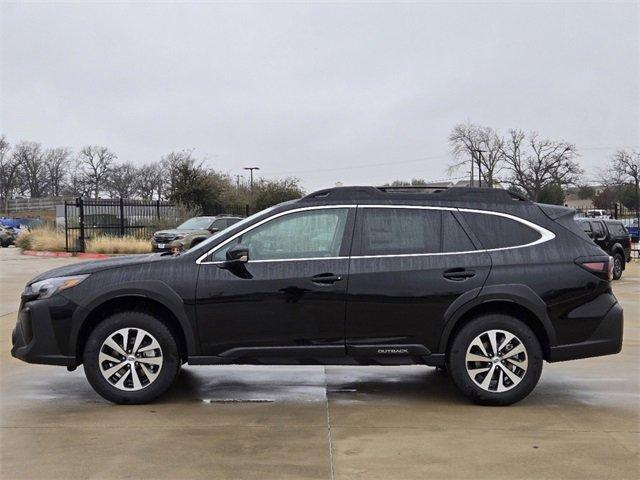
11,297,78,367
548,301,623,362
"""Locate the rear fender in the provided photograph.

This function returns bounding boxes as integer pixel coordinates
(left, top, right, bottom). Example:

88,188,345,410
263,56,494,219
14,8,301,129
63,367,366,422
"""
439,284,557,352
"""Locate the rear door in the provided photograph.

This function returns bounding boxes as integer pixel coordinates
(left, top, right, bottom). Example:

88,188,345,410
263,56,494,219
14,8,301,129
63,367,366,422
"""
345,206,491,356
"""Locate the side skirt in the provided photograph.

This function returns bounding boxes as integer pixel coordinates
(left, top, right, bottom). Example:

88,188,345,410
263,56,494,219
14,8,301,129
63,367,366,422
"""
188,345,445,367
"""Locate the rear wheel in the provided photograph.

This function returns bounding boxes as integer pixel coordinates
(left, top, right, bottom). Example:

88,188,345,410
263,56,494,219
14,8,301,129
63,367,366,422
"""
448,314,543,406
613,253,624,280
83,311,180,404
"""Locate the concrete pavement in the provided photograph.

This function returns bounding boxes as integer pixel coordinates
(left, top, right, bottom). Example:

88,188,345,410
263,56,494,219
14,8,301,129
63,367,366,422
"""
0,247,638,479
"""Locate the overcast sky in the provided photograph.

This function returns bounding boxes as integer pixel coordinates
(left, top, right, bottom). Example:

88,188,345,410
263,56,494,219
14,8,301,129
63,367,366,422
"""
1,1,638,191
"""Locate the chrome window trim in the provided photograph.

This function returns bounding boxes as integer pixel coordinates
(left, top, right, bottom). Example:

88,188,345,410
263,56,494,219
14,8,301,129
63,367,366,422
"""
196,203,555,265
196,205,356,264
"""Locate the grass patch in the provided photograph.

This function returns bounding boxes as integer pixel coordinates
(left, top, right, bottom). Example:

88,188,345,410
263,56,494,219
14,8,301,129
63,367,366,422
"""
16,228,152,254
86,236,151,254
15,227,65,252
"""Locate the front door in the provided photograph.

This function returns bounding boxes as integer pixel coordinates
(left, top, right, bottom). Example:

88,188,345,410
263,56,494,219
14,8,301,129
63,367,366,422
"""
195,206,355,358
345,206,491,356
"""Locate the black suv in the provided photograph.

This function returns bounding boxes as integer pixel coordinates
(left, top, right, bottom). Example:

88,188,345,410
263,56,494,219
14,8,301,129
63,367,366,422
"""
577,218,632,280
11,187,623,406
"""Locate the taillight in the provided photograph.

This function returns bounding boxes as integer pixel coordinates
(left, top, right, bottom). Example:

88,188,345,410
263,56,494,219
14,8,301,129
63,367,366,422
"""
576,256,613,281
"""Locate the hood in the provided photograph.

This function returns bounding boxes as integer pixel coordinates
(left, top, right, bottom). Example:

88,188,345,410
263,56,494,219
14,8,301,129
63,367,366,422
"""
27,253,165,285
154,229,207,237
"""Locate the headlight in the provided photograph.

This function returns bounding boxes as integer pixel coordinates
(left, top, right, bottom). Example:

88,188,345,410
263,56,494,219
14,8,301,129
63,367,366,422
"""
173,234,186,239
24,275,90,299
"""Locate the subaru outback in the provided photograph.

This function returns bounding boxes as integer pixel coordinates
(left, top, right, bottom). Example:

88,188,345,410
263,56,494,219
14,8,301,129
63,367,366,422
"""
11,186,623,405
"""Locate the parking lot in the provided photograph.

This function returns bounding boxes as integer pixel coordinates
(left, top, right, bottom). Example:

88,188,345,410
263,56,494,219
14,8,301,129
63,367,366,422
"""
0,247,638,479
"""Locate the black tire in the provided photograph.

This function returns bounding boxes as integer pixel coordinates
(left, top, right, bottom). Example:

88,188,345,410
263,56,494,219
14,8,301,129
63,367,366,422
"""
448,314,543,406
612,253,624,280
83,311,181,404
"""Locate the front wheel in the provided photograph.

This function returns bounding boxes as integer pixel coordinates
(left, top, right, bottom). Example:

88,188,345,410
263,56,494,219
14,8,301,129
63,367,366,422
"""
83,311,181,404
448,314,543,406
613,253,624,280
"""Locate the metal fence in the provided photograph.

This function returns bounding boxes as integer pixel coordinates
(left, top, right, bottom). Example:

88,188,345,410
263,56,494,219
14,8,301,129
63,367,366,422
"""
64,198,250,252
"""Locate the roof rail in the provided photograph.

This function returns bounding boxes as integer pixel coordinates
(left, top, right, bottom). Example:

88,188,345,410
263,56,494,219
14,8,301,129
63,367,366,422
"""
300,186,530,203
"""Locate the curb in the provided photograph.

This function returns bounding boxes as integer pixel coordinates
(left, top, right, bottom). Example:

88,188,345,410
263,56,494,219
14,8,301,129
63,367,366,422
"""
22,250,110,259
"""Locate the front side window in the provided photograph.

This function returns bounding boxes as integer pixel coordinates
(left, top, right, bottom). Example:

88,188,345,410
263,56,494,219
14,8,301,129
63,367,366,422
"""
461,211,541,249
357,208,442,255
213,208,349,261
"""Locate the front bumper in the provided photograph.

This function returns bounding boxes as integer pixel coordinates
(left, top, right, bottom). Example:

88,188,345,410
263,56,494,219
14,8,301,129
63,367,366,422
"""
151,239,178,252
548,301,623,362
11,295,79,367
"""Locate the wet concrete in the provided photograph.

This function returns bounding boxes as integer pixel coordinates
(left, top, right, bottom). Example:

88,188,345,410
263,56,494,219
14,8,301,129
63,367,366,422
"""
0,247,638,479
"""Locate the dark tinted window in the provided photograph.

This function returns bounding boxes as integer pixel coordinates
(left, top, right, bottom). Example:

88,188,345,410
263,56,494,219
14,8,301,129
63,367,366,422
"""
591,221,605,238
580,221,592,233
606,222,628,237
211,219,227,230
442,211,475,252
461,211,541,249
358,208,441,255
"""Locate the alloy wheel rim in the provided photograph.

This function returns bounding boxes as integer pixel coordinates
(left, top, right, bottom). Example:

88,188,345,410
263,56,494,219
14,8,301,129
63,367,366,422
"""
614,257,622,277
98,328,163,391
465,329,528,393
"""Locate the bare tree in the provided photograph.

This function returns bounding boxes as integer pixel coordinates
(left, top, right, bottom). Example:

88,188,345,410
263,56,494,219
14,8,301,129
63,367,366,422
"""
64,158,93,197
501,129,582,201
448,122,505,187
13,141,49,198
136,162,165,200
107,162,139,198
0,136,20,214
612,149,640,223
44,147,71,196
78,145,116,199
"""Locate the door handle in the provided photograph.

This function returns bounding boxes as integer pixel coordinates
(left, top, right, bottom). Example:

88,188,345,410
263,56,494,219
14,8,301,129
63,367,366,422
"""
312,273,343,285
443,269,476,281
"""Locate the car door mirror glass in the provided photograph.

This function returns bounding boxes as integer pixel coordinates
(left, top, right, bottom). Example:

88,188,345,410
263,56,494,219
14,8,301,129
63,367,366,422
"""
226,244,249,263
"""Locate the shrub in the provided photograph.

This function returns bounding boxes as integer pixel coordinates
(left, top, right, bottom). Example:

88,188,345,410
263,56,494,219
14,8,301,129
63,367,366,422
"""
15,227,65,252
16,228,152,254
86,236,152,254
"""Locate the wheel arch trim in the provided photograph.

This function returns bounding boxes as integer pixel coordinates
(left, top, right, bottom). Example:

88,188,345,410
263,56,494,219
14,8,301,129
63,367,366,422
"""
69,281,199,359
439,284,557,354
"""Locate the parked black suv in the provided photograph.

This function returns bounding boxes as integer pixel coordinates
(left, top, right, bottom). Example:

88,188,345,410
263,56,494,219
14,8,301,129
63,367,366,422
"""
11,187,623,405
577,218,632,280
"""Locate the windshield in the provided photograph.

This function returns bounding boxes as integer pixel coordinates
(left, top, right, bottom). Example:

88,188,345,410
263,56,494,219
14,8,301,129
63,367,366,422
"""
177,217,213,230
185,206,279,254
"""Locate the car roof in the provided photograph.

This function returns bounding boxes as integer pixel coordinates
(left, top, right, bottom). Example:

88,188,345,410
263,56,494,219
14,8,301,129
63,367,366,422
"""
297,185,530,205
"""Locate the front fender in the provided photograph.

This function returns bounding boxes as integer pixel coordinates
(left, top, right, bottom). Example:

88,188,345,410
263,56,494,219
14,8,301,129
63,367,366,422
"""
68,280,199,356
438,284,557,352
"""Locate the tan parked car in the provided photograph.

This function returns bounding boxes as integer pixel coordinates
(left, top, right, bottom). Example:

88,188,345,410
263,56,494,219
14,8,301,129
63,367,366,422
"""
151,215,243,252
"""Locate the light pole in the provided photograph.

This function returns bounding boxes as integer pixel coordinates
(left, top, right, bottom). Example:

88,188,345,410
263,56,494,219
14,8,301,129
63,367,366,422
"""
243,167,260,194
472,149,486,187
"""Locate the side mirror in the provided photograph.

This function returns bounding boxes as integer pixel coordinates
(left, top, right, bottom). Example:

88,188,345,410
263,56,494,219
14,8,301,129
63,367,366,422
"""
226,244,249,264
208,227,219,233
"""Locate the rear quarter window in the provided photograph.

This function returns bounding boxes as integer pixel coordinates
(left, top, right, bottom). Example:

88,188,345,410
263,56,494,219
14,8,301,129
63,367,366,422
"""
461,211,541,249
606,222,628,237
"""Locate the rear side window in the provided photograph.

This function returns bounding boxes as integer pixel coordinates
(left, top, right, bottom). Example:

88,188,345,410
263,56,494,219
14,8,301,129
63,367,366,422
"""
442,211,475,252
606,222,628,237
357,208,441,255
461,211,541,249
591,221,606,238
580,221,592,234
